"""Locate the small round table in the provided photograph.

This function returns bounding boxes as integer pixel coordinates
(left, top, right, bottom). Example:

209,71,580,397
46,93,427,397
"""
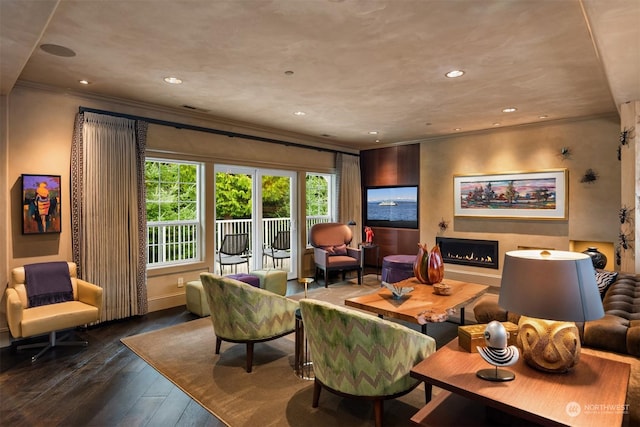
298,277,314,298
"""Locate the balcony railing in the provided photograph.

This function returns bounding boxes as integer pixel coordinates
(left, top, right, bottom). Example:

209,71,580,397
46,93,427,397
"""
147,215,332,267
148,220,200,266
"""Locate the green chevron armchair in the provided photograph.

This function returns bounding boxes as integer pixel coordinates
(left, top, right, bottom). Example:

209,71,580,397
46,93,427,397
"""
200,273,299,373
299,299,436,427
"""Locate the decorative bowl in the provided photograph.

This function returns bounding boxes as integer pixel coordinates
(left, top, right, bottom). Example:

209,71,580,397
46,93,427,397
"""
382,281,414,299
433,282,452,296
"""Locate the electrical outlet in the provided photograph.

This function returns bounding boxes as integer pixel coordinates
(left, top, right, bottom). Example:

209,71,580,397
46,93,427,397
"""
177,277,184,288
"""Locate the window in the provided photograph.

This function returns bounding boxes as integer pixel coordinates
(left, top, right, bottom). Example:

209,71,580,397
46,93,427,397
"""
305,172,335,243
146,159,202,266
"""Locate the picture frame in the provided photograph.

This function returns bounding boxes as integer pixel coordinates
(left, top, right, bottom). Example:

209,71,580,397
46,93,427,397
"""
453,169,568,220
22,174,62,234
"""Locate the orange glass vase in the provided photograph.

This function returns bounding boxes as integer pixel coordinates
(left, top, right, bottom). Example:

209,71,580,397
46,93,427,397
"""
426,245,444,285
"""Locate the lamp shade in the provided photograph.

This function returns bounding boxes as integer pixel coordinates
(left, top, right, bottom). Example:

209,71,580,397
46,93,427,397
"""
498,250,604,322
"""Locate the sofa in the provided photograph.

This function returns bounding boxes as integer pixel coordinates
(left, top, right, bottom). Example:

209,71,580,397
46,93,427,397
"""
474,272,640,357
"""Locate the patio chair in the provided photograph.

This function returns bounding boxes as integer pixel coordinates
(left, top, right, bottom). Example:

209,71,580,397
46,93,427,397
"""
217,233,250,274
264,230,291,269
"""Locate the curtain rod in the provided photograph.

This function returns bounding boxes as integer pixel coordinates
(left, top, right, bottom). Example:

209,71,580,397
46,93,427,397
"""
78,106,358,156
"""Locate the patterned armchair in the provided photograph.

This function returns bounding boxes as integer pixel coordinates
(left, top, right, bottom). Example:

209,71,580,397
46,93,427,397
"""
309,222,362,287
299,299,436,427
200,273,299,372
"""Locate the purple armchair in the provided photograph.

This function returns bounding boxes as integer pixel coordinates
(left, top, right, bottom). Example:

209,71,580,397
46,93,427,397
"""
309,222,362,287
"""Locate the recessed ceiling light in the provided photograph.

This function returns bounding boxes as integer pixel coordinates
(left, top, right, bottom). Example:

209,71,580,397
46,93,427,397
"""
163,76,183,84
493,122,501,127
539,115,548,119
445,70,465,78
293,111,306,116
368,131,379,135
454,128,462,131
375,139,381,143
78,79,90,85
502,107,517,113
40,43,76,57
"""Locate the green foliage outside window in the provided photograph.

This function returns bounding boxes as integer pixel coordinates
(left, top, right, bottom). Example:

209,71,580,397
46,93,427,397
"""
215,172,292,219
215,173,252,219
262,175,290,218
146,161,198,222
306,174,329,216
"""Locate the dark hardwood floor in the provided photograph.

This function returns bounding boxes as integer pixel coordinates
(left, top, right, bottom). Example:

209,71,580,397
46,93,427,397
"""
0,306,225,427
0,278,325,427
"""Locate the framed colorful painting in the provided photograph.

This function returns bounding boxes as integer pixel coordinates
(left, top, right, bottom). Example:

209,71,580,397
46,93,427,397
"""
453,169,568,220
22,174,62,234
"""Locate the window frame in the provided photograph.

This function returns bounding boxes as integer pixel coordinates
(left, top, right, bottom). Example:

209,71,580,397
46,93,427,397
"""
145,158,203,268
305,172,336,247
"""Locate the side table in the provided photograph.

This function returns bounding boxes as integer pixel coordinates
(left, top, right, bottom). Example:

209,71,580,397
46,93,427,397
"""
410,338,630,426
294,308,314,380
358,243,380,279
294,278,315,380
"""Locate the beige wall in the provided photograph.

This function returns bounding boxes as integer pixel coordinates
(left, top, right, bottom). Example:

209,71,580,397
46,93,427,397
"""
1,84,337,344
419,115,621,286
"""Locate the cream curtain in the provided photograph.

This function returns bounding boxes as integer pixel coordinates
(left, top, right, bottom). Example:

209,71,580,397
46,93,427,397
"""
71,112,148,321
337,153,362,246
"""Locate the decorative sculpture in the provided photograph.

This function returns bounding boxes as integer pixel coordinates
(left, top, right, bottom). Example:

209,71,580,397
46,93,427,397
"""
364,226,374,244
413,244,444,285
476,320,519,381
517,316,580,373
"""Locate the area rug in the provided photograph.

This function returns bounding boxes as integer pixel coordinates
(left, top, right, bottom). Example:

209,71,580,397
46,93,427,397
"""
121,317,436,427
121,278,458,426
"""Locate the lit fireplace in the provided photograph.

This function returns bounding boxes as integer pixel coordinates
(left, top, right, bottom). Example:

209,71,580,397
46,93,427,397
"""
436,237,499,269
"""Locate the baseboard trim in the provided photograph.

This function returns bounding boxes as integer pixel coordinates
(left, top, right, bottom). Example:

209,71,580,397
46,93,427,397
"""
148,292,186,313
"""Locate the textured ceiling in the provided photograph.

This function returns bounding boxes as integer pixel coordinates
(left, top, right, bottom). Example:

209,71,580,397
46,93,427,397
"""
1,0,639,151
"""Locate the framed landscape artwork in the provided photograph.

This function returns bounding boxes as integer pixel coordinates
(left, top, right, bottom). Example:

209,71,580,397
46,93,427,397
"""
454,169,568,220
22,174,62,234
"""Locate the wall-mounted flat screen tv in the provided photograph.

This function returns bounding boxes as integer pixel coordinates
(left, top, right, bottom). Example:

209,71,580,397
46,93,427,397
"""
364,185,418,229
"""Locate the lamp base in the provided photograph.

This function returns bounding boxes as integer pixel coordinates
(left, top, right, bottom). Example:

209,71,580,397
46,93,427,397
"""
517,316,581,373
476,367,515,382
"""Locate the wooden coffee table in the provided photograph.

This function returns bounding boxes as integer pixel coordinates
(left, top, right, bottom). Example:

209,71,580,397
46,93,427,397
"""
344,277,489,333
410,338,630,426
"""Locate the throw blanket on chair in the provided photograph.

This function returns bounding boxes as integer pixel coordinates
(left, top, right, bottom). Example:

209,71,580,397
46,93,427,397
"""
24,262,74,307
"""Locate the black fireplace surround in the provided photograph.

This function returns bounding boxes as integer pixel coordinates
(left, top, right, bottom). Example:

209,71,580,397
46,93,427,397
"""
436,237,499,269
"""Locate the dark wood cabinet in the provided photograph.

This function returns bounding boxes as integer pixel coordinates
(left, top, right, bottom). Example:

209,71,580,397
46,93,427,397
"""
360,144,420,264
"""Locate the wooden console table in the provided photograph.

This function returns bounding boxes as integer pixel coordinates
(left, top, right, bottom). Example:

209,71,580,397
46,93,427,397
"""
410,338,630,426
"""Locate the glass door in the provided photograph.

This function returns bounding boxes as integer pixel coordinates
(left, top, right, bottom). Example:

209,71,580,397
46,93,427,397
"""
214,165,297,280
